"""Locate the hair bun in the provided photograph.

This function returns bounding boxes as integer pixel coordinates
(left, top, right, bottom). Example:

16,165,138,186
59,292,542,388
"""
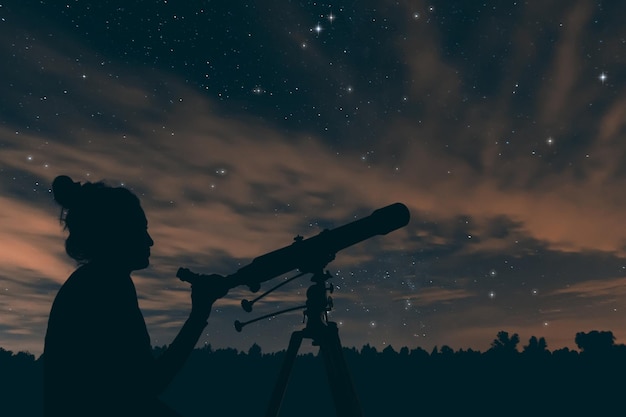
52,175,81,209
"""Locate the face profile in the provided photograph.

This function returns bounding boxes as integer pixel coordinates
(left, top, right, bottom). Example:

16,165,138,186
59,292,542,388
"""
111,205,154,271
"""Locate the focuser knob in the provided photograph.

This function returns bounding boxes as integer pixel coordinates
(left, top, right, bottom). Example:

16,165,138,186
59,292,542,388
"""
242,299,253,312
234,320,244,332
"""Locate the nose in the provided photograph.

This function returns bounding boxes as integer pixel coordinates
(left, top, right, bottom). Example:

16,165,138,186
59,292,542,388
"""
146,231,154,247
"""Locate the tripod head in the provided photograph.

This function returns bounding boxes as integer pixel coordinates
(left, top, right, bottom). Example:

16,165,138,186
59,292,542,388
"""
233,269,335,333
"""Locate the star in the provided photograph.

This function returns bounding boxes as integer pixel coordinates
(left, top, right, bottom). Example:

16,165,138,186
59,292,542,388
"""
314,23,322,34
598,72,607,84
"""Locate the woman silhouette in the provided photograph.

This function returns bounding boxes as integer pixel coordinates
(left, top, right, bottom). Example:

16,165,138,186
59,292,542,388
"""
43,175,228,416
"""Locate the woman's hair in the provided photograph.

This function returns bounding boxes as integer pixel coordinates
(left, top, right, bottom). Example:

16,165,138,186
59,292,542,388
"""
52,175,142,263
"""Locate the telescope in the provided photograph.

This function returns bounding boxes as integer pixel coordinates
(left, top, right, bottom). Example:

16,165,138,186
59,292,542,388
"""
176,202,410,292
178,203,410,417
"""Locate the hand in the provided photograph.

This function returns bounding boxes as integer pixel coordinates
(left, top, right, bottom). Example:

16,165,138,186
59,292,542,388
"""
190,274,230,320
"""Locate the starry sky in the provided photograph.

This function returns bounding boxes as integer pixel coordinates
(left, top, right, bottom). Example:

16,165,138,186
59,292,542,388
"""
1,1,625,356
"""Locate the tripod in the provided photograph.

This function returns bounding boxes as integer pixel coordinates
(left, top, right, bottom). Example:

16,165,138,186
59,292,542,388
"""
264,270,363,417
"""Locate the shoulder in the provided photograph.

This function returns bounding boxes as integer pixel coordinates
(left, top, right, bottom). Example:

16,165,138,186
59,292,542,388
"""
54,263,133,309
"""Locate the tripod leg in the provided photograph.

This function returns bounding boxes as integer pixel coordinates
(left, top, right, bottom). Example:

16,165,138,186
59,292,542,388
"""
318,322,363,417
265,330,304,417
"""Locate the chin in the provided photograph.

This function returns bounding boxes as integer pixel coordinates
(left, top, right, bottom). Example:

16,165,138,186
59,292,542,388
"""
130,258,150,271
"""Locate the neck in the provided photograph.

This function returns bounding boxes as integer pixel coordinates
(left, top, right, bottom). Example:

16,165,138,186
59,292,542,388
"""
85,259,133,275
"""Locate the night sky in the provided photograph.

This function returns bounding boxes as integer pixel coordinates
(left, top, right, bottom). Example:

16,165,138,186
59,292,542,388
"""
1,1,625,357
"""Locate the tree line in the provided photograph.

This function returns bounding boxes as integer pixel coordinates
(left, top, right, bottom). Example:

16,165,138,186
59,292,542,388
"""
1,330,624,416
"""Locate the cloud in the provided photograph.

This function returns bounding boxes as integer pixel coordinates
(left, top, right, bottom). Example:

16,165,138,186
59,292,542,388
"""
551,276,626,299
539,1,594,124
398,287,474,306
1,2,625,356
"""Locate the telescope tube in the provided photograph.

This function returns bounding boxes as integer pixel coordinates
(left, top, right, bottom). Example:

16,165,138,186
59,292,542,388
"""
177,202,410,291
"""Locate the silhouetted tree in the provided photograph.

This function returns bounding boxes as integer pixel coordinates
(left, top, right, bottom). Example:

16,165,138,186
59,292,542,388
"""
0,346,14,364
247,343,262,358
360,343,378,357
382,345,397,357
410,347,429,361
575,330,615,354
489,331,520,353
523,336,548,355
551,347,577,360
440,345,454,357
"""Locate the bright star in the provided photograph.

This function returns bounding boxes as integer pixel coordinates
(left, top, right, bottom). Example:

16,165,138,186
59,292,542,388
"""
599,72,607,84
314,23,322,34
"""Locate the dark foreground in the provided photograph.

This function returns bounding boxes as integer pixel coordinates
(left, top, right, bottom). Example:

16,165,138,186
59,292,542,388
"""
2,330,624,416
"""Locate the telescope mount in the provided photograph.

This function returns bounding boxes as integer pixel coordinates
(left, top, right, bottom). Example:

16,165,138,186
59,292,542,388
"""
236,268,363,417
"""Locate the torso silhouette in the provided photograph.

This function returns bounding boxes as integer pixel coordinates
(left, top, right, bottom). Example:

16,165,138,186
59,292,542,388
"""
44,261,177,416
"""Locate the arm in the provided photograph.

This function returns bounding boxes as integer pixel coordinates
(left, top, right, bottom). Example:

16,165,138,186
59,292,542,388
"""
150,274,229,394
